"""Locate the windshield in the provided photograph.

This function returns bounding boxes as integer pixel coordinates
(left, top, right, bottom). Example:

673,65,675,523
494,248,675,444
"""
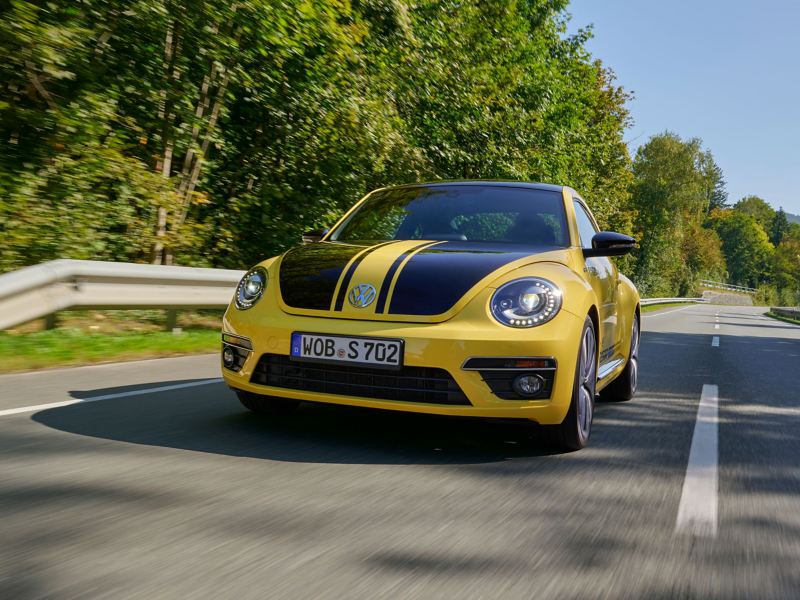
329,185,569,246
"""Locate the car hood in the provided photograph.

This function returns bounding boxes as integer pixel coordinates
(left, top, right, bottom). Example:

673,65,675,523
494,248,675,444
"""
276,240,571,322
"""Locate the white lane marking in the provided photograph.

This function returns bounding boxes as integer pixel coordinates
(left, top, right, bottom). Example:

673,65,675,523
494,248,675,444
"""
0,353,218,380
711,336,720,347
714,323,720,329
0,379,223,418
643,305,694,317
675,384,719,537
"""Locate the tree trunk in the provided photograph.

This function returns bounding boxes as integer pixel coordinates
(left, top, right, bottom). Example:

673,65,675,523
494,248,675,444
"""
151,205,168,264
152,19,180,264
175,27,238,230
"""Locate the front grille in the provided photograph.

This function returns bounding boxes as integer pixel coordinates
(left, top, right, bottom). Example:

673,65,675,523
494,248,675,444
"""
250,354,470,406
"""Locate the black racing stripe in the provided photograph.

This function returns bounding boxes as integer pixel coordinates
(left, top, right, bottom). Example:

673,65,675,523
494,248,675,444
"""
388,242,560,316
374,241,440,314
279,242,367,311
333,240,398,311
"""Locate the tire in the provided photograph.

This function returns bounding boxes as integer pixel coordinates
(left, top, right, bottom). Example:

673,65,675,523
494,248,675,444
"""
542,316,597,451
599,313,639,402
236,390,300,417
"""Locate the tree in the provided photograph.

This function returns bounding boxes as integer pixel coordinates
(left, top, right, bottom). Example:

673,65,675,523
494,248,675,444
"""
733,196,775,231
680,222,726,294
629,132,715,296
698,150,728,212
770,208,791,246
708,210,774,287
0,0,166,269
771,238,800,305
388,1,633,228
0,0,634,272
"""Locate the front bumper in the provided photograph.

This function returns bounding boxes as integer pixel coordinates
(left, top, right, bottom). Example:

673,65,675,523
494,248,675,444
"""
222,300,584,424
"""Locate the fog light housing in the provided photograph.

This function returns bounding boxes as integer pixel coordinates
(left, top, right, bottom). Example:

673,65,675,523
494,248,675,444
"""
222,346,236,369
512,374,544,397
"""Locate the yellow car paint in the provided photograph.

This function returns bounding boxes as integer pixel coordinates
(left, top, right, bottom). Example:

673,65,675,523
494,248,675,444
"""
222,183,639,426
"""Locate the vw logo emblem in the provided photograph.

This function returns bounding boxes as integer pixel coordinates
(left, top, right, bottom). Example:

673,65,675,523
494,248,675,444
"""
348,283,377,308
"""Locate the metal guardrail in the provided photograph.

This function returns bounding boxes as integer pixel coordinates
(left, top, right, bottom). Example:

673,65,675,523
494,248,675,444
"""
640,297,708,307
0,260,244,330
699,279,757,294
0,260,711,330
771,307,800,320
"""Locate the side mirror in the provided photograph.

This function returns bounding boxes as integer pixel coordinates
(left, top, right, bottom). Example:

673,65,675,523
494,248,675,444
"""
583,231,636,258
301,228,328,244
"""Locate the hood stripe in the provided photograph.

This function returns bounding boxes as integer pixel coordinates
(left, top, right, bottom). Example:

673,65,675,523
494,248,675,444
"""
374,241,441,314
332,240,398,311
388,242,545,315
279,242,366,311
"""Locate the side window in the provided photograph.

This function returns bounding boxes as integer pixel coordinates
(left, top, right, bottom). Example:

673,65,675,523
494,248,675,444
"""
573,200,598,248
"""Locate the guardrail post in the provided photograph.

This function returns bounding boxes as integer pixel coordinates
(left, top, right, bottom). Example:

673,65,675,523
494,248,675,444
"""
44,313,58,330
165,309,178,333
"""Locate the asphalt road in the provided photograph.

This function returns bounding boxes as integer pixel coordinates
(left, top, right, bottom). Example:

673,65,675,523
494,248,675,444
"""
1,305,799,599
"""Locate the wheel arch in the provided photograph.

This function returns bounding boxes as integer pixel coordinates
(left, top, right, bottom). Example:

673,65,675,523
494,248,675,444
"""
586,303,600,364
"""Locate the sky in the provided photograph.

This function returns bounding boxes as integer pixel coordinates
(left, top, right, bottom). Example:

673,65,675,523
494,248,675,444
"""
567,0,800,215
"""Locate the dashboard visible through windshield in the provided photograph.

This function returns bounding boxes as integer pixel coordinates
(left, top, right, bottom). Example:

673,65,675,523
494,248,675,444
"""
330,185,569,247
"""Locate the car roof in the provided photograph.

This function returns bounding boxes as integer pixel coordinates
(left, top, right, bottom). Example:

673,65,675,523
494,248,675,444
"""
380,180,566,194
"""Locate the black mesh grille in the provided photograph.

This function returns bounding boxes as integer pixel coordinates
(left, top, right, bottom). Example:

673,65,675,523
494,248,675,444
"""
250,354,470,406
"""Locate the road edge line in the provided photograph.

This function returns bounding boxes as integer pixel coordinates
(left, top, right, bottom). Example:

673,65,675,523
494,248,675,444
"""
0,378,223,418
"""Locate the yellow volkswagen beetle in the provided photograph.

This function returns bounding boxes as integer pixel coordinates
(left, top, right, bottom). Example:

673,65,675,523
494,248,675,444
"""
221,182,640,450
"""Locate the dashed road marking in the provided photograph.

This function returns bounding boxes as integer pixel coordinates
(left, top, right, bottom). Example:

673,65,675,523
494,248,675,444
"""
675,384,719,537
714,323,720,329
711,336,720,347
0,379,223,418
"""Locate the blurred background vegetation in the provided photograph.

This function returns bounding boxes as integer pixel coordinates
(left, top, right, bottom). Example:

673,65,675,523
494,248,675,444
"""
1,0,799,305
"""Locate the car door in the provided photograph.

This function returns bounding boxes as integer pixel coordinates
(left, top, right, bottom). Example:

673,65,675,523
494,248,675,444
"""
572,198,618,363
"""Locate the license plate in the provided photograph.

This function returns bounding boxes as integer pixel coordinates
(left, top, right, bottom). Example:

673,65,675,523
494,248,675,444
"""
290,332,403,369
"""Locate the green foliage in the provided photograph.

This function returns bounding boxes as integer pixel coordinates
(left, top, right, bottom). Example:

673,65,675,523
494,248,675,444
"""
699,150,728,212
629,132,726,296
770,208,791,246
0,0,632,272
734,196,775,231
754,284,779,307
0,0,793,307
680,222,727,294
771,238,800,305
708,209,774,288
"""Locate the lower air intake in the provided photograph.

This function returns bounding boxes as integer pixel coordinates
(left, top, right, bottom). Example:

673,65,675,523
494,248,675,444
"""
250,354,470,406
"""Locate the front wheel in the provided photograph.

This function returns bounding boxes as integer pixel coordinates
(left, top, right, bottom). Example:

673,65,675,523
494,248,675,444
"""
542,316,597,451
236,390,300,417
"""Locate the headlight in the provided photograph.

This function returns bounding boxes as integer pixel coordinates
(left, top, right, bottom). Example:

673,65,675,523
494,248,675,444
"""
490,277,562,327
235,267,267,310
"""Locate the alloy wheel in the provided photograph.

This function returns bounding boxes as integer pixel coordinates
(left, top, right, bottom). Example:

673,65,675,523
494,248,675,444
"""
629,317,640,393
577,325,597,440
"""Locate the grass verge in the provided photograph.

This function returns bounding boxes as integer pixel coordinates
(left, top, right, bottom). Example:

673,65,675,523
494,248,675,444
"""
765,311,800,326
0,328,220,373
